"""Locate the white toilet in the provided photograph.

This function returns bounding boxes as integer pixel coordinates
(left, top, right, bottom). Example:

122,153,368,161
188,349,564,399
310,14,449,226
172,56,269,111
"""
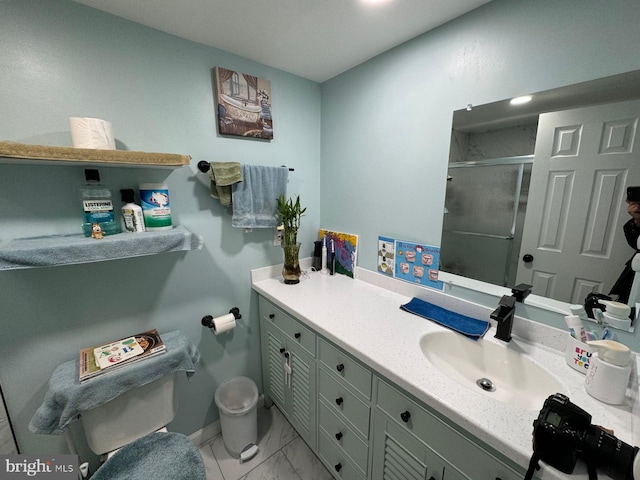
79,372,205,479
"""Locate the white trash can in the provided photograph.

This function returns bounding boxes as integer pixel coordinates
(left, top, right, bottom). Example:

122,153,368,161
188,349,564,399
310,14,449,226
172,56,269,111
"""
214,376,259,460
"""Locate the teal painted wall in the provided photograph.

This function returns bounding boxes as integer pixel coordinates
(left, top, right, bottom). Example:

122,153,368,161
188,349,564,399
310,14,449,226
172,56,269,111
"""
3,0,640,458
0,0,321,457
320,0,640,349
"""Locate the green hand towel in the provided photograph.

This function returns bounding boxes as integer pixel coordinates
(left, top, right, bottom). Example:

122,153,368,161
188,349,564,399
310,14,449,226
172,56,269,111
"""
209,162,242,206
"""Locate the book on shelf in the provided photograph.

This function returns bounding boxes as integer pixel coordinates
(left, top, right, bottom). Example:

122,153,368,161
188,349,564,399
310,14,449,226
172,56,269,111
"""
79,329,166,383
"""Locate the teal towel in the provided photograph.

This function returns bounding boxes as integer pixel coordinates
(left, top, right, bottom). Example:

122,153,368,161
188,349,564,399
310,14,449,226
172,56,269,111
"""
232,164,288,229
29,330,200,435
400,297,489,339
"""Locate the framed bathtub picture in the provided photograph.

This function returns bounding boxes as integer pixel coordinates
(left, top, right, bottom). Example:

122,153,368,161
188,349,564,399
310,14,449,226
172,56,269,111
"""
213,66,273,139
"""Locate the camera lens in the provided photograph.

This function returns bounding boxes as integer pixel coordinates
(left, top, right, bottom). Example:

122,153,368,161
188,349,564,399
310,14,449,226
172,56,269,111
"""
584,426,637,480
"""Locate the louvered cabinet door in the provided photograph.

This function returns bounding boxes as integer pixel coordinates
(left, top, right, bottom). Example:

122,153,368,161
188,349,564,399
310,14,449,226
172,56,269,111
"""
289,342,317,450
371,411,444,480
261,320,287,410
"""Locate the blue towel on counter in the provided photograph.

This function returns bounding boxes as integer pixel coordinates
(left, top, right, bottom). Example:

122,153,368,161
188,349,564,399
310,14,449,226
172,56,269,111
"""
231,164,288,229
400,297,489,339
29,330,200,435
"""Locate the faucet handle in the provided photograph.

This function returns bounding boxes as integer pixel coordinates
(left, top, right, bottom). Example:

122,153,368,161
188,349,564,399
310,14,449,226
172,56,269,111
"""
511,283,532,302
499,295,517,308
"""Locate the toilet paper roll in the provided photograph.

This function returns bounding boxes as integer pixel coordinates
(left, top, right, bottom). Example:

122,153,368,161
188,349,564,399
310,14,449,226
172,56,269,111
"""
211,313,236,335
69,117,116,149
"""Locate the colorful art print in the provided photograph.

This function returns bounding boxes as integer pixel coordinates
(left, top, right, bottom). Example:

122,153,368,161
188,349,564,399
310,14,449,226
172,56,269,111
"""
378,236,395,276
319,229,358,278
214,66,273,139
394,240,444,291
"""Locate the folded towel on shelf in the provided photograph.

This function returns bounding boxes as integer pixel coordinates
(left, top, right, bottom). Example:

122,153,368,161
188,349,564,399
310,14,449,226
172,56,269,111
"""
29,330,200,435
400,297,489,339
209,161,242,207
232,164,288,229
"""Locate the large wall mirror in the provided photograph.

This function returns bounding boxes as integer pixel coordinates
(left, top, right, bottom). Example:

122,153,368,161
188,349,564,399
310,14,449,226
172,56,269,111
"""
441,70,640,332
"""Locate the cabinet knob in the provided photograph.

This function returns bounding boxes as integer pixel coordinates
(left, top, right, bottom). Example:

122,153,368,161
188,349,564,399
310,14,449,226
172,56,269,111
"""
335,431,343,441
294,332,301,339
269,313,275,319
428,477,436,480
336,363,344,372
400,411,411,423
279,348,285,354
334,463,342,472
335,397,344,406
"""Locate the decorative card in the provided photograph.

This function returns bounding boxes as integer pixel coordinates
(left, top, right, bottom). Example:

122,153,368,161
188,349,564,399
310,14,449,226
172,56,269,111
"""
378,236,395,276
319,229,358,278
394,240,444,291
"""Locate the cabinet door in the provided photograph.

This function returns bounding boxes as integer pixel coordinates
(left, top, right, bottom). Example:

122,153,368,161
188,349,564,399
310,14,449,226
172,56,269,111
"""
260,320,286,409
372,411,444,480
289,341,316,449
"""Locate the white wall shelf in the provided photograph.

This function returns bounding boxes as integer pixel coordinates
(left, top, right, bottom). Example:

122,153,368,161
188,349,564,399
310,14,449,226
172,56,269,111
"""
0,226,203,271
0,141,191,169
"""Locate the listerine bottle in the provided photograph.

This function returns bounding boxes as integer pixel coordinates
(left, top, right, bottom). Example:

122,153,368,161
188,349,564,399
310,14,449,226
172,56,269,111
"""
79,168,120,237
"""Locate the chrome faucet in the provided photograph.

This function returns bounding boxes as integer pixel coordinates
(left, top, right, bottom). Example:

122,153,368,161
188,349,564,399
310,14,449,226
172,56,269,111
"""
490,284,532,342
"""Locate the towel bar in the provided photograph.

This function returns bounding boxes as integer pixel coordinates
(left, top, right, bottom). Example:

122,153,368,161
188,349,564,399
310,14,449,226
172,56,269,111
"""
201,307,241,328
197,161,293,173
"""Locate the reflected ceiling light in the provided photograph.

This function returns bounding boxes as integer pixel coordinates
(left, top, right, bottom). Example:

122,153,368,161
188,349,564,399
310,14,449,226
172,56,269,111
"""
510,95,532,105
360,0,393,4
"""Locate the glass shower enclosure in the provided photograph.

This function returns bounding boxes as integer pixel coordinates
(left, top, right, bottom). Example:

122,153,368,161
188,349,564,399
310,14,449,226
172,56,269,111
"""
441,156,532,287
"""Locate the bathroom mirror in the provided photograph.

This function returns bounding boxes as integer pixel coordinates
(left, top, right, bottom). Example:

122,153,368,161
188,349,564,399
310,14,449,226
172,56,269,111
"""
441,69,640,331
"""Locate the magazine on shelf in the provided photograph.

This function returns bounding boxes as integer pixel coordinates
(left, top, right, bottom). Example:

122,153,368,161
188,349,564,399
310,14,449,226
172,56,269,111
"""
79,329,166,383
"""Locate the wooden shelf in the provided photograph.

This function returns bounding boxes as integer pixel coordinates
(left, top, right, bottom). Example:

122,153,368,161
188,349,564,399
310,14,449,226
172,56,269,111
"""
0,226,203,271
0,141,191,168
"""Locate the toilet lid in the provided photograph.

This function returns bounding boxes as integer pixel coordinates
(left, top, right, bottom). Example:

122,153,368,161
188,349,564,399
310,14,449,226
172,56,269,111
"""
91,432,205,480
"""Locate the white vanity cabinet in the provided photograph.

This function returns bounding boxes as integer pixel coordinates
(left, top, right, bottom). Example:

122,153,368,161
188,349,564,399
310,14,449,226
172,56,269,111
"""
317,338,372,479
373,379,525,480
257,294,532,480
258,296,317,449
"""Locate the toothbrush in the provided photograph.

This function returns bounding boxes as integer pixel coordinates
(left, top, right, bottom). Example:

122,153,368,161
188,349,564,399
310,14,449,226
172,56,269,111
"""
330,239,335,275
321,236,328,274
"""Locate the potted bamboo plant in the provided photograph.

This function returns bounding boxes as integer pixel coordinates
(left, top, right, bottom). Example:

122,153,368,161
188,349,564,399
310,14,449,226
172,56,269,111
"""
277,194,306,284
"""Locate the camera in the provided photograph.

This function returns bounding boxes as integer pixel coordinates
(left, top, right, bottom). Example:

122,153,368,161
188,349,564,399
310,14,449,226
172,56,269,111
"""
628,186,640,203
525,393,638,480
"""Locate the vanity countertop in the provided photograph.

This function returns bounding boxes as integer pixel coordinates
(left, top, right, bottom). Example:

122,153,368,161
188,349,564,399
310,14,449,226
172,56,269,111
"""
251,264,638,480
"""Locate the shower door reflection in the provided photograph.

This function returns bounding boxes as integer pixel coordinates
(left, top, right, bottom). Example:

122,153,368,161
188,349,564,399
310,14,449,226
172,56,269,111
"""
441,157,532,287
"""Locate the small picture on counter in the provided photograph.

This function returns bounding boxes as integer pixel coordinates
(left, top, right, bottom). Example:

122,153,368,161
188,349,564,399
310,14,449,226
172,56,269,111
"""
378,236,395,276
320,229,358,278
394,240,443,291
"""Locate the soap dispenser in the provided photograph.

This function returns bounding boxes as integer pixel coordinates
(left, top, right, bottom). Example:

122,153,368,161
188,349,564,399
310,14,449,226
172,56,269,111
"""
584,340,632,405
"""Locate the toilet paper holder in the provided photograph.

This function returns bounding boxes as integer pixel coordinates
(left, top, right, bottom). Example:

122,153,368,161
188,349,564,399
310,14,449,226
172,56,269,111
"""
201,307,241,328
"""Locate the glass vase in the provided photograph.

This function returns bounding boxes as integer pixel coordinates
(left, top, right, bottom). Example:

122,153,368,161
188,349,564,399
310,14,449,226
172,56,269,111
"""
282,242,302,284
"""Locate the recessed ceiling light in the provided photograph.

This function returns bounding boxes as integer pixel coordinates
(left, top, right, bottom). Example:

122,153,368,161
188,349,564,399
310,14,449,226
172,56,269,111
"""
510,95,532,105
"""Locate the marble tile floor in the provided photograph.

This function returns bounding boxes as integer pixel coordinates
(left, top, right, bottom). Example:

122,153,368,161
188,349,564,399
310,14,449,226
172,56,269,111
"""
198,405,335,480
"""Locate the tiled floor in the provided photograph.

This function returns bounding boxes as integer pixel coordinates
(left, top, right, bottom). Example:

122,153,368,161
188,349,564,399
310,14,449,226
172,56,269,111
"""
198,405,334,480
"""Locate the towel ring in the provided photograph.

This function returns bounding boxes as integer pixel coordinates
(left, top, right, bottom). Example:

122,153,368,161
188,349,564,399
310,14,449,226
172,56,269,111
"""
197,161,293,173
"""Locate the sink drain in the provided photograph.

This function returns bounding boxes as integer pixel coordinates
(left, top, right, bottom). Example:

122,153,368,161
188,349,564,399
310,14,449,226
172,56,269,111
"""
476,377,496,392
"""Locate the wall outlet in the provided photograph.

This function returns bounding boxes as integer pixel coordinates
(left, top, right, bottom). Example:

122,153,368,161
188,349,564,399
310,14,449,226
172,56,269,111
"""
273,226,283,246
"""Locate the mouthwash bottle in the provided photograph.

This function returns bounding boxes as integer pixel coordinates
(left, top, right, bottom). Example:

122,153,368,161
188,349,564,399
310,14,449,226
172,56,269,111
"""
79,168,120,237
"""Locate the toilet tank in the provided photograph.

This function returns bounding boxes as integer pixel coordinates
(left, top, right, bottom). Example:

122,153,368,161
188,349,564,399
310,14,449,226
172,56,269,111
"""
80,373,177,455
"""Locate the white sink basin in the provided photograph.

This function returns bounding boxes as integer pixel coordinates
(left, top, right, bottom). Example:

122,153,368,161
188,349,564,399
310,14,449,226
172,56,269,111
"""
419,330,567,410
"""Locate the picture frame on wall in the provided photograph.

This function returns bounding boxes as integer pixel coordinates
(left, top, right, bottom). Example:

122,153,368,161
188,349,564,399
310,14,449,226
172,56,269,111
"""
213,66,273,139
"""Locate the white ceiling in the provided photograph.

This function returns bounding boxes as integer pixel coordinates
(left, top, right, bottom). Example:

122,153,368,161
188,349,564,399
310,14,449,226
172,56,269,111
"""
72,0,491,83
